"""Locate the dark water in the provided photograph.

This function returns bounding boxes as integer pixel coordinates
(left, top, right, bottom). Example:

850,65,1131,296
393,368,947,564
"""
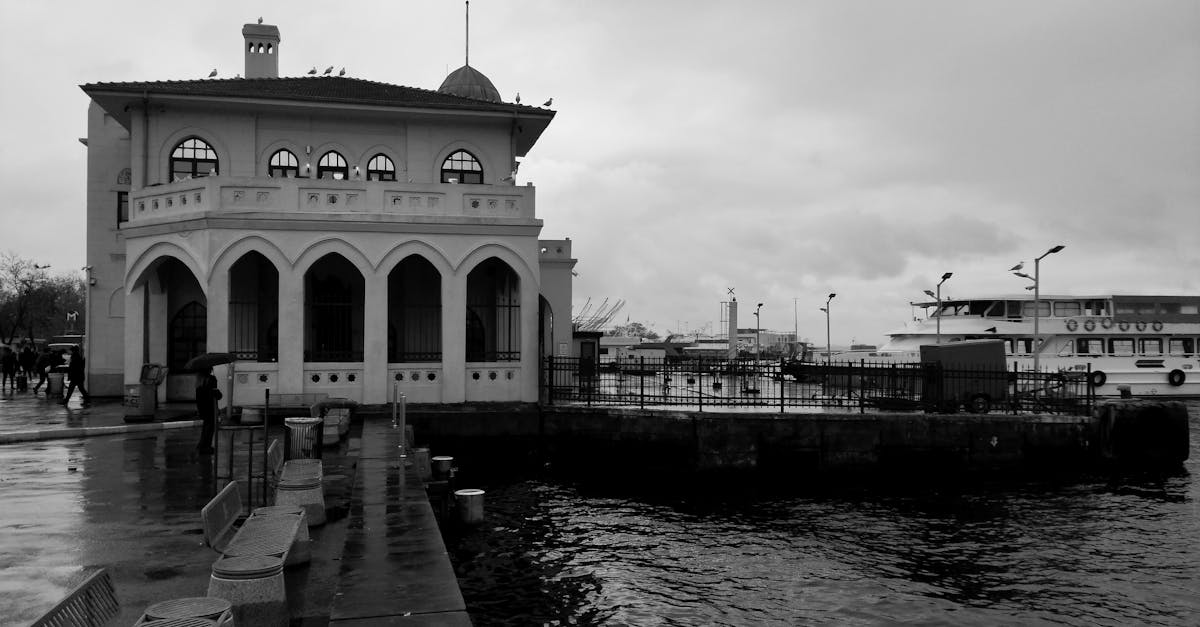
444,402,1200,626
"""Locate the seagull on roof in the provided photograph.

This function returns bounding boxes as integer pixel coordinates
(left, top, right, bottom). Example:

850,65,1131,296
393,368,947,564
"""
515,92,521,104
338,67,346,76
324,66,334,75
1009,261,1024,271
208,69,217,78
257,17,263,24
542,98,553,107
307,66,317,75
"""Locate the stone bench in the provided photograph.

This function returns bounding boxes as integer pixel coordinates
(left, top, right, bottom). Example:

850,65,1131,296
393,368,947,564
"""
202,480,308,627
30,568,119,627
202,480,308,566
240,392,331,424
277,458,326,525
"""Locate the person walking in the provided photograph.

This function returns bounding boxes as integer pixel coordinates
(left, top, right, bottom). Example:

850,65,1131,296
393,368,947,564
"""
19,344,35,378
63,345,90,403
195,366,221,454
0,347,16,393
31,346,52,396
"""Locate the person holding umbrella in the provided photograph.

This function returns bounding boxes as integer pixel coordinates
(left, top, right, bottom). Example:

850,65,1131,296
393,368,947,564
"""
195,366,221,454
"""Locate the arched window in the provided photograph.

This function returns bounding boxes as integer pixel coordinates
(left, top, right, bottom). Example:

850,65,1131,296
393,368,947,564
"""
170,137,219,181
268,149,299,178
168,301,207,371
441,150,483,184
367,154,396,181
317,151,348,180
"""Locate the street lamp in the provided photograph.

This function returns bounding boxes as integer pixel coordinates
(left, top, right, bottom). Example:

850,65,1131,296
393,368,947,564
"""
922,272,953,344
1012,245,1064,372
821,293,835,361
754,303,763,362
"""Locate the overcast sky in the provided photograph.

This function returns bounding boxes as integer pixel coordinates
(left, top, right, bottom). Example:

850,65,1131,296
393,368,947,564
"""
1,0,1196,346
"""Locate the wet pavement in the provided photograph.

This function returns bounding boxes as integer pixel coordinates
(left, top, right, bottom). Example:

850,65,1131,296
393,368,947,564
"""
0,392,467,626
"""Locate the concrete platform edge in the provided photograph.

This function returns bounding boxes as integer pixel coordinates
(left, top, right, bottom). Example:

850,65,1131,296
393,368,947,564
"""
0,420,201,444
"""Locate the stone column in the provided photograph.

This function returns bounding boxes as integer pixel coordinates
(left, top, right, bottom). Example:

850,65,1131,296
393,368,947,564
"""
520,276,540,402
362,272,388,404
441,271,466,403
276,267,305,394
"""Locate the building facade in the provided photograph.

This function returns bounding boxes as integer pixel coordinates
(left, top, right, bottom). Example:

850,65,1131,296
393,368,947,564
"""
81,22,575,405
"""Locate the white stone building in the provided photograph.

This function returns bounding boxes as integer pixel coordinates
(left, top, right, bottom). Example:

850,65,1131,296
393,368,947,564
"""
80,21,575,405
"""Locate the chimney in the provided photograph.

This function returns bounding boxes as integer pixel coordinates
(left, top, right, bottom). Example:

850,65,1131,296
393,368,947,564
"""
242,22,280,79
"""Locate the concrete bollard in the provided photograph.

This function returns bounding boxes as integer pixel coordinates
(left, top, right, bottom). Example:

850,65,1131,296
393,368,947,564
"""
413,448,433,482
1098,399,1189,467
455,489,485,525
432,455,454,480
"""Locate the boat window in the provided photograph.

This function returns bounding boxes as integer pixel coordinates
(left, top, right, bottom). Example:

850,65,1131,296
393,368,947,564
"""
1013,338,1035,354
1076,338,1104,355
1114,302,1136,314
1021,301,1051,317
1168,338,1195,356
968,301,992,316
1108,338,1135,356
1005,301,1023,318
1139,338,1162,355
1053,302,1081,317
984,301,1005,318
1083,300,1109,316
1181,304,1199,315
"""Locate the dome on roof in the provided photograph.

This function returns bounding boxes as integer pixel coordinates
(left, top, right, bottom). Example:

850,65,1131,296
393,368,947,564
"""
438,64,501,102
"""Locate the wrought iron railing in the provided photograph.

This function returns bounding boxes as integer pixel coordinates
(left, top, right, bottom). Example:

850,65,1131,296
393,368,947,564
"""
545,357,1094,415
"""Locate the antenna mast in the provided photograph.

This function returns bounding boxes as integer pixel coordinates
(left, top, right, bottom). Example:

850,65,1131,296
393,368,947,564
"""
465,1,470,66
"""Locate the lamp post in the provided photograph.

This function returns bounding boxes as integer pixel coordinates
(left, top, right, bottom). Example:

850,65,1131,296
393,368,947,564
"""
754,303,763,362
1013,245,1064,372
793,297,798,347
922,272,953,344
820,293,835,361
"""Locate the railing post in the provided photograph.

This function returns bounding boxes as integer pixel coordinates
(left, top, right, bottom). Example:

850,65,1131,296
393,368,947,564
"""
779,359,785,413
546,355,554,405
698,357,703,413
859,359,865,414
640,356,645,410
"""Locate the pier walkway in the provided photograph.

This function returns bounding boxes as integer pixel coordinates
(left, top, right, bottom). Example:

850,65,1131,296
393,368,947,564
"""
0,393,468,625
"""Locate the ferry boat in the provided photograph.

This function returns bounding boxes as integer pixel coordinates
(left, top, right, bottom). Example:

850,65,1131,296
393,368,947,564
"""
840,294,1200,398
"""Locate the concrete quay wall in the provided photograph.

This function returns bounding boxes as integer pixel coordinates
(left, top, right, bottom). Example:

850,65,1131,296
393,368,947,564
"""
387,400,1188,477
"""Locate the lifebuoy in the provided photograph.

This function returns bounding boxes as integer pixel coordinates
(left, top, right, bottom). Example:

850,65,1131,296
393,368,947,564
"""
1151,320,1163,332
1168,369,1186,387
1118,320,1130,331
1065,319,1078,331
1100,317,1114,329
1135,320,1147,331
1089,370,1107,387
1084,319,1096,332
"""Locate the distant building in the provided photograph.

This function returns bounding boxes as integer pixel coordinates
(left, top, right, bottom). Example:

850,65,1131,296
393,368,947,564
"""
80,20,575,405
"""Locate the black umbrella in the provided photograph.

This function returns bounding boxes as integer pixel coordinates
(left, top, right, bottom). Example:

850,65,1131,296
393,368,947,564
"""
183,352,238,370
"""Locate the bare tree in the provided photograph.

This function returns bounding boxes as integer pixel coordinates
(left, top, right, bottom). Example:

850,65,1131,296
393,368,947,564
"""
0,252,84,345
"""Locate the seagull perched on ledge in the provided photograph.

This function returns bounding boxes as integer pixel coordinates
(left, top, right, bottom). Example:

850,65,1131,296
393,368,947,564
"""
515,92,521,104
542,98,553,107
338,67,346,76
307,66,317,75
1009,261,1024,271
323,65,334,75
208,68,217,78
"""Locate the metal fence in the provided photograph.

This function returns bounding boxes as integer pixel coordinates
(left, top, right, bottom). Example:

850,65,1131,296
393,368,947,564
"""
545,357,1095,415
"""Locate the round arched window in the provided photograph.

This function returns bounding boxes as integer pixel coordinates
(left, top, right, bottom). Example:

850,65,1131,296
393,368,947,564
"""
170,137,218,181
440,150,482,184
317,151,348,180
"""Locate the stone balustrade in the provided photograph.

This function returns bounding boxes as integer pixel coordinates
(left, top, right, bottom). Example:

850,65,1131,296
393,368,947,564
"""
128,176,536,224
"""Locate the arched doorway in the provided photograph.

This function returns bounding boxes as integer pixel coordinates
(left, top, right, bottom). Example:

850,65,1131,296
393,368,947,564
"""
465,257,520,363
228,251,279,362
130,255,206,401
387,255,442,363
304,254,364,362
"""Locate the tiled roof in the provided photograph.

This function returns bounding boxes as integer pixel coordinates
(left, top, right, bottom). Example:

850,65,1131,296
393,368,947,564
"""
80,76,548,114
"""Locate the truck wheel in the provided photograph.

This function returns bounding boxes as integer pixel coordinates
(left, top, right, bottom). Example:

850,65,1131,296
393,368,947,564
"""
968,394,992,414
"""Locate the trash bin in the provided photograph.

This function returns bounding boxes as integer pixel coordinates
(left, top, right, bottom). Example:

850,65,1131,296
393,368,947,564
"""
284,417,324,460
47,372,65,398
127,364,166,422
